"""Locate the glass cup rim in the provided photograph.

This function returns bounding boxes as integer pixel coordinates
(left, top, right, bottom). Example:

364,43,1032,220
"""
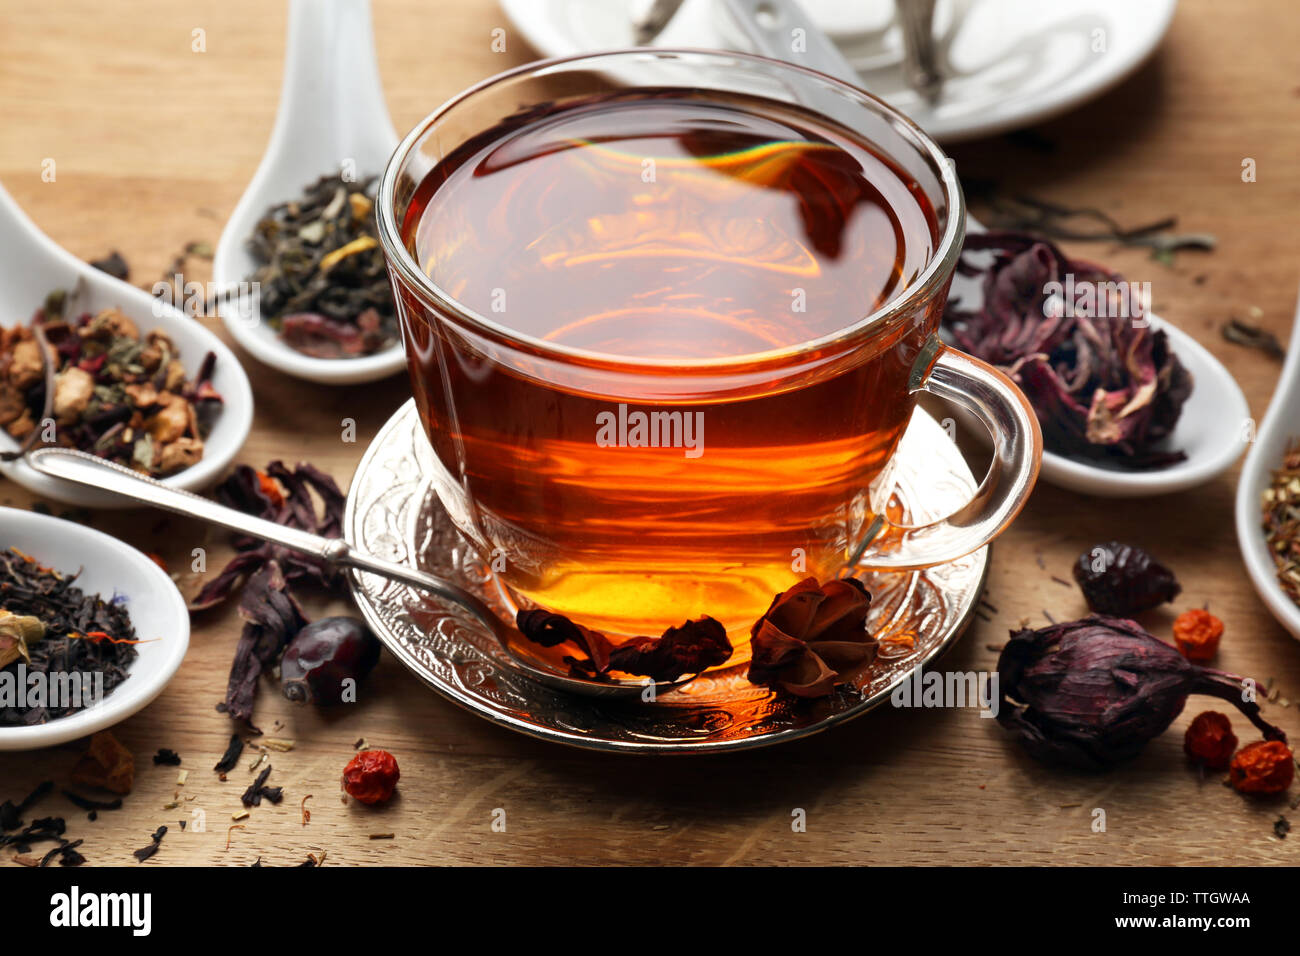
376,47,965,373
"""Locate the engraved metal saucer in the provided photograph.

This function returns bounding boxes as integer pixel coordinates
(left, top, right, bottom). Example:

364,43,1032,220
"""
345,400,989,753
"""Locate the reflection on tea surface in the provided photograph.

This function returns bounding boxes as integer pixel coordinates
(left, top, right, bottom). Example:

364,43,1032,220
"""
408,92,935,359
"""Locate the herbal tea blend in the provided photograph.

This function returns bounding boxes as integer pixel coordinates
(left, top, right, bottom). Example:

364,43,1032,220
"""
1259,441,1300,606
0,547,142,726
246,173,398,358
0,290,222,476
942,231,1193,468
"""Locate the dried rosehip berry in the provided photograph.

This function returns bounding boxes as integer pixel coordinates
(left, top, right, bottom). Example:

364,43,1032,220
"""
342,749,399,805
1229,740,1295,795
1172,609,1223,663
1184,711,1237,770
1072,541,1180,616
281,617,380,706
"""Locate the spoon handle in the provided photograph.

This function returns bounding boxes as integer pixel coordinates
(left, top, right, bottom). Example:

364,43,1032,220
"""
718,0,863,87
24,447,507,634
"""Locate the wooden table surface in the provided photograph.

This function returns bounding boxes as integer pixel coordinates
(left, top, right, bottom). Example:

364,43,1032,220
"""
1,0,1298,867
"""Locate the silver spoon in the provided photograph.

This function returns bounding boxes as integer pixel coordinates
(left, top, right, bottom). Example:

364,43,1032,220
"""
632,0,686,43
897,0,943,103
26,447,692,701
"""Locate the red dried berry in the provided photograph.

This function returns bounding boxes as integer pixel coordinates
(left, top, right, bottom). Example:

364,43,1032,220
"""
1229,740,1295,795
1172,609,1223,663
342,749,400,805
1184,711,1237,771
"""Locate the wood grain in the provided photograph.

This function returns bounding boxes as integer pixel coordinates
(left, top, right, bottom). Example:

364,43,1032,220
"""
1,0,1298,866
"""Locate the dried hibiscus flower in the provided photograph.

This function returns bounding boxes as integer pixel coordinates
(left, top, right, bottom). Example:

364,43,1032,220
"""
515,610,732,683
996,615,1285,770
748,577,876,698
1072,541,1180,616
222,561,308,724
190,461,346,611
942,231,1193,468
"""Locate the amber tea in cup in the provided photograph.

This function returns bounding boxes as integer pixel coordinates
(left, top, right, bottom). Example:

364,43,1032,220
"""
379,51,1040,654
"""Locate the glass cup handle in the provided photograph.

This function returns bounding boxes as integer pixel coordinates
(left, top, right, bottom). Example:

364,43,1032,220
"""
850,336,1042,571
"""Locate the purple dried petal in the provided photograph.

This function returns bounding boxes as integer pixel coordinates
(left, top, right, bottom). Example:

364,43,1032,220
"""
942,231,1192,468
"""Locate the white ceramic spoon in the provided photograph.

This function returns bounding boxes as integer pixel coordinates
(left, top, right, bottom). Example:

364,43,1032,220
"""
945,245,1250,497
0,507,190,751
213,0,403,385
727,0,1250,497
0,182,253,509
1236,286,1300,639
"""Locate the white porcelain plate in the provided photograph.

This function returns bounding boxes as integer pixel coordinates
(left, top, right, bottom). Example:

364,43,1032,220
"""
0,508,190,751
498,0,1178,143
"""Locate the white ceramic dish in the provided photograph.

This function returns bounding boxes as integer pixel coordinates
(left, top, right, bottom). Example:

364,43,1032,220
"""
0,508,190,751
213,0,404,385
498,0,1178,143
0,184,253,509
1236,288,1300,639
947,220,1250,497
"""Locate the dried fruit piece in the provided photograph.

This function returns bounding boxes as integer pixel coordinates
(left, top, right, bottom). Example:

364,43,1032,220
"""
1184,711,1237,771
70,731,135,795
1172,609,1223,662
1229,740,1295,795
1072,541,1180,616
281,616,381,705
342,749,399,805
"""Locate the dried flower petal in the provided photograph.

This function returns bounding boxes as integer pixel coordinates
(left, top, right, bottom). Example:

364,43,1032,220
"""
606,617,731,682
748,577,875,698
190,461,346,611
1072,541,1180,616
515,610,731,682
222,561,308,724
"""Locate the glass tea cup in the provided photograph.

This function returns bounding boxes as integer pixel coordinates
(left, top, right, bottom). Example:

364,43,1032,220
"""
377,49,1041,647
